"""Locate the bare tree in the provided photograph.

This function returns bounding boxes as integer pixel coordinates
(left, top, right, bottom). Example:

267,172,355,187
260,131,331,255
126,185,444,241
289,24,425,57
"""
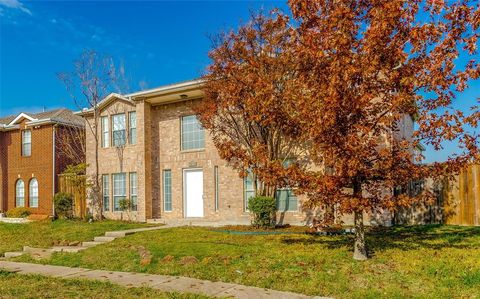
56,125,86,167
58,49,128,220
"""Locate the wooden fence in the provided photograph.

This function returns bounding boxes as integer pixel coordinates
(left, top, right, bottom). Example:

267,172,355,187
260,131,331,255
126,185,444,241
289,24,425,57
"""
443,164,480,226
58,174,87,219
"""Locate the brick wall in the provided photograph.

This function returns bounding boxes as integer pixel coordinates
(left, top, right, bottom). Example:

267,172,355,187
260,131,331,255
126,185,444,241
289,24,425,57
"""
2,119,55,215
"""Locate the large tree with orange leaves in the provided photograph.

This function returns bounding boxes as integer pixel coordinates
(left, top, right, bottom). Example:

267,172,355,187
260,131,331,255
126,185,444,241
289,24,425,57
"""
199,1,479,260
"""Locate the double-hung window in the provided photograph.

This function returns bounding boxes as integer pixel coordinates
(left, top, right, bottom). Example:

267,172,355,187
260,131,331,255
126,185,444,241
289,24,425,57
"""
129,172,137,211
29,178,38,208
129,112,136,144
163,170,172,212
113,173,126,211
102,174,110,211
276,189,298,211
112,114,126,146
181,115,205,150
22,130,31,156
101,116,109,148
16,179,25,207
244,171,255,211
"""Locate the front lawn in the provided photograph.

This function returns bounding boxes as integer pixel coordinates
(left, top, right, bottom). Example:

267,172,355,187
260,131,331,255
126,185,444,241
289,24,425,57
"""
0,219,155,254
18,225,480,298
0,270,209,299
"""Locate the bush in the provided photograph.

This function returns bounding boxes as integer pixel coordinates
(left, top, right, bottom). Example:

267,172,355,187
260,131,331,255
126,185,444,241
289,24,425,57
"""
248,196,276,228
119,198,133,212
54,192,74,219
5,207,32,218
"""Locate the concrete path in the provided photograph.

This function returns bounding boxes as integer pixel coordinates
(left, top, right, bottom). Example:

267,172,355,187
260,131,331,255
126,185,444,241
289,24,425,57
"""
0,261,330,299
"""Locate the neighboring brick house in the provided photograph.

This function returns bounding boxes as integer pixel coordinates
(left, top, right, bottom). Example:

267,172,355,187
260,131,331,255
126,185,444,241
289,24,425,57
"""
0,109,85,216
79,80,413,225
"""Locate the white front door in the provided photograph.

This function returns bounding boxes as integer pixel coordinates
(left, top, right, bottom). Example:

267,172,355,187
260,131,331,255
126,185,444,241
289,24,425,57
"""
184,169,204,218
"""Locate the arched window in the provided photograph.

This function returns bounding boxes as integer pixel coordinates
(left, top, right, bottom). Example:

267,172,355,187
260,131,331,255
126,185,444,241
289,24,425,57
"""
29,178,38,208
15,180,25,207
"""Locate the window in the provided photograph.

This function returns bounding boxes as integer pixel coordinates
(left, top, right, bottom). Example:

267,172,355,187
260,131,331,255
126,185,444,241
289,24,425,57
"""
214,166,219,211
163,170,172,212
22,130,31,156
15,179,25,207
129,172,137,211
112,114,126,146
101,116,109,148
244,171,255,211
276,188,298,212
129,112,136,144
102,175,110,212
29,178,38,208
113,173,126,211
181,115,205,150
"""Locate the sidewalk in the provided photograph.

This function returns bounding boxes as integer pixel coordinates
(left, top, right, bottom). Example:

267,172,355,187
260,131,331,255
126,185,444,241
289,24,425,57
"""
0,261,330,299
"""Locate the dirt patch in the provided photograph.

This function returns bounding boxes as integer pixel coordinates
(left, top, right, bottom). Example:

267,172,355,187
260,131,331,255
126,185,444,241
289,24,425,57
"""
179,256,198,266
137,246,152,266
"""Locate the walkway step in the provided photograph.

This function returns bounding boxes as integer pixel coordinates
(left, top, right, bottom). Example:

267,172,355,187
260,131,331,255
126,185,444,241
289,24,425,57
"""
82,241,105,248
51,246,88,253
94,236,116,242
0,261,332,299
105,231,132,238
3,252,25,258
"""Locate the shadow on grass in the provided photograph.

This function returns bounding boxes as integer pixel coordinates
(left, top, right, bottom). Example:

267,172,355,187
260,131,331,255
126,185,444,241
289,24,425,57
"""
281,225,480,254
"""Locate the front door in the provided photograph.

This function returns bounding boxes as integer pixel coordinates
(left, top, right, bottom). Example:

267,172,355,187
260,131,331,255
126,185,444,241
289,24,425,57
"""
184,169,204,217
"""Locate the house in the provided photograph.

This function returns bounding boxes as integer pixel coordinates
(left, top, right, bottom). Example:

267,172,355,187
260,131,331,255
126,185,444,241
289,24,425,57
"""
78,79,413,225
0,109,85,216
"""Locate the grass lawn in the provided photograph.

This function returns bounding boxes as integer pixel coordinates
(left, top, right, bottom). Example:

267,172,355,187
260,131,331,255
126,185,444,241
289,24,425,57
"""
0,219,156,254
14,225,480,299
0,270,209,299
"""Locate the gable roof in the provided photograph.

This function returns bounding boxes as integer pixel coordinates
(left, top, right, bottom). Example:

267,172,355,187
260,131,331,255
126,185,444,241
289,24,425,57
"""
0,108,84,130
75,93,133,116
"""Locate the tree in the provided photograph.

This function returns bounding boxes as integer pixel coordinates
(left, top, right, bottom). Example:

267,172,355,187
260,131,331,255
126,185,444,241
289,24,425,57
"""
58,49,128,220
56,125,86,167
196,11,304,198
202,1,479,260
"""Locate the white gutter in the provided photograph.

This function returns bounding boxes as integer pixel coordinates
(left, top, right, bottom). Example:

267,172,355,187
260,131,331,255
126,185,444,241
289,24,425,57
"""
125,79,204,98
26,118,84,128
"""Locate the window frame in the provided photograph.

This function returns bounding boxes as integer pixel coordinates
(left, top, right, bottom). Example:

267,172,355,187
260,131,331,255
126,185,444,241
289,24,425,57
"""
180,115,205,151
101,116,110,148
102,174,110,212
15,179,25,207
243,172,255,212
21,129,32,157
214,166,219,211
163,169,172,212
29,178,38,208
113,173,126,212
129,172,137,211
129,111,136,145
112,113,126,147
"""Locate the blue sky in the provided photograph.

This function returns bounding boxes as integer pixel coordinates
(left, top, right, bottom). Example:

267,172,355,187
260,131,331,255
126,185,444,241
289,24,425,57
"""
0,0,478,163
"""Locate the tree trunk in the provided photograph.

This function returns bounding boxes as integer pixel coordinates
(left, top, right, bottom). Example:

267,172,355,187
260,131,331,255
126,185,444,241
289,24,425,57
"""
353,210,368,260
353,177,367,260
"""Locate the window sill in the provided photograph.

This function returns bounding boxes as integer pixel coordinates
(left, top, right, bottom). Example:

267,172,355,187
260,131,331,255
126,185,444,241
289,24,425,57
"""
180,148,205,154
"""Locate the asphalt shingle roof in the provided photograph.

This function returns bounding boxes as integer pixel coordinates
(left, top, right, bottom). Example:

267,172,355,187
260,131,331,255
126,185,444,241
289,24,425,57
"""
0,108,84,127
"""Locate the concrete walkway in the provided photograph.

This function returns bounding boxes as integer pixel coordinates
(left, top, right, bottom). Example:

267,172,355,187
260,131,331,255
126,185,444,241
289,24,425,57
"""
0,261,330,299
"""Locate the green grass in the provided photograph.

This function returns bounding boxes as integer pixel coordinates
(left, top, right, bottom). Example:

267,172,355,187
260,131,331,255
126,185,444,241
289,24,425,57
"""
0,270,210,299
0,219,155,254
13,225,480,298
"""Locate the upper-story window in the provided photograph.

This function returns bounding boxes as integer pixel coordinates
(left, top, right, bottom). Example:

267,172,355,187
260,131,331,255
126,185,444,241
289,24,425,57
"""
15,179,25,207
181,115,205,150
101,116,109,148
129,112,136,144
22,130,31,156
112,114,126,146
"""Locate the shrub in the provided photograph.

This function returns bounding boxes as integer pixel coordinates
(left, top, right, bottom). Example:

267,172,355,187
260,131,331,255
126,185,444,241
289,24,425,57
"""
119,198,133,212
5,207,32,218
54,192,74,219
248,196,276,228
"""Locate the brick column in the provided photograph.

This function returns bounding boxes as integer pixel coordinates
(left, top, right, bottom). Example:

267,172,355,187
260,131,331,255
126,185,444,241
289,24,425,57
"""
136,100,152,221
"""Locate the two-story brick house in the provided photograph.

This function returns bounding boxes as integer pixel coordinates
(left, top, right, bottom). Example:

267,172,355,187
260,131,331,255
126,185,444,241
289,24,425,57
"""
0,109,85,216
80,80,412,225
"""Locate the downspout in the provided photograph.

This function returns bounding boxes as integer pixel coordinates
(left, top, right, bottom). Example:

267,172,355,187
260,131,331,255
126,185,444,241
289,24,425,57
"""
52,125,56,218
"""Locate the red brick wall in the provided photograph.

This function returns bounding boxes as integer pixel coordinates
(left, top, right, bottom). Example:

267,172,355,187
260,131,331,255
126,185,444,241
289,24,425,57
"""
2,119,55,215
